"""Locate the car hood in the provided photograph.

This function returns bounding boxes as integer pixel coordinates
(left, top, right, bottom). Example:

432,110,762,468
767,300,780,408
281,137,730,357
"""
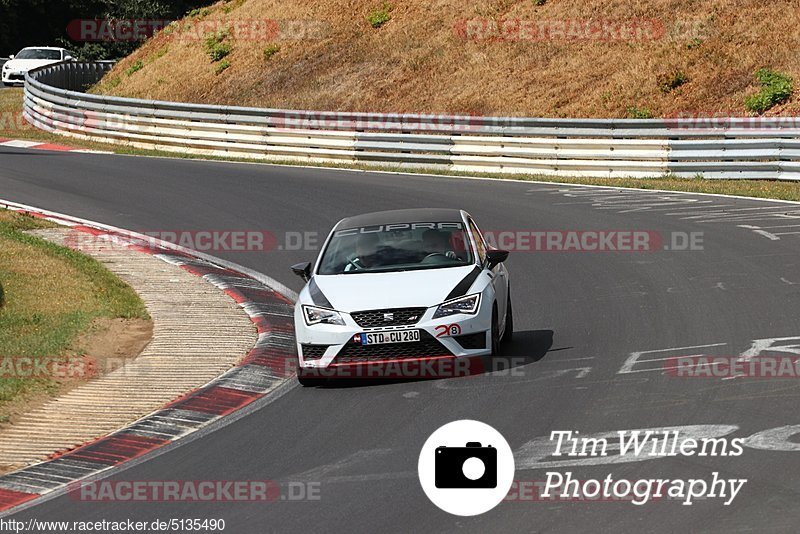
4,59,60,72
311,265,479,311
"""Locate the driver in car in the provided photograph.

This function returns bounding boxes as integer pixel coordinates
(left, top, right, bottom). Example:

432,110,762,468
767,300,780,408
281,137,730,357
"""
422,229,457,260
345,233,383,271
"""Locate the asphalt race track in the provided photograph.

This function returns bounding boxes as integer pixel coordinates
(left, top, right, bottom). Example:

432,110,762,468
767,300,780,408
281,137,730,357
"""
2,146,800,532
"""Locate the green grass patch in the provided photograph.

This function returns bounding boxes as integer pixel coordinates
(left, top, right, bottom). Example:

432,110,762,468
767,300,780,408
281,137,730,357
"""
367,3,392,29
626,106,654,119
214,59,231,75
187,7,211,18
745,68,794,114
222,0,246,14
263,44,281,61
204,29,233,62
0,210,148,409
687,38,703,50
125,61,144,76
105,76,122,89
148,47,169,63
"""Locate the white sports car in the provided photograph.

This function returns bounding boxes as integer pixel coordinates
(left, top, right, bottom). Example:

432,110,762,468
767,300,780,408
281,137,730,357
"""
2,47,76,86
291,208,512,386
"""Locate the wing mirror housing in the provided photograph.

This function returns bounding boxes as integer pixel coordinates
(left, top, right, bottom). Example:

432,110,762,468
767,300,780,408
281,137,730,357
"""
486,249,509,269
291,262,312,282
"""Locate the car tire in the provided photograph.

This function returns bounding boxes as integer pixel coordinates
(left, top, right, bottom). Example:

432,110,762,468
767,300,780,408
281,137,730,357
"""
501,292,513,344
490,305,500,357
297,368,325,387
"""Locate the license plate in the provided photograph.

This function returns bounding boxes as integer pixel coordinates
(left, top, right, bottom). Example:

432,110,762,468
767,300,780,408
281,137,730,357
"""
358,329,421,345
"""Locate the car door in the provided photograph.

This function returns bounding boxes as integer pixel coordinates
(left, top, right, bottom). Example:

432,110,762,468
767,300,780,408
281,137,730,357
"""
467,217,508,324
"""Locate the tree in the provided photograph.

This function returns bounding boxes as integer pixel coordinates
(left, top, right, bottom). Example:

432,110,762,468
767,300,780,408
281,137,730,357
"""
0,0,214,60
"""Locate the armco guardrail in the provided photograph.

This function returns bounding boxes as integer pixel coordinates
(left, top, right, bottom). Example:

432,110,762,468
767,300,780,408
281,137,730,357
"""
23,62,800,180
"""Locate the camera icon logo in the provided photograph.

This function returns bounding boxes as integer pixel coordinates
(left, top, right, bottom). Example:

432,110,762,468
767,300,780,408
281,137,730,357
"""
435,442,497,489
418,420,515,516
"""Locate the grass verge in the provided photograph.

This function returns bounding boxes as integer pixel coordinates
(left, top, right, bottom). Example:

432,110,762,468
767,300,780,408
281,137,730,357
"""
2,88,799,202
0,209,149,421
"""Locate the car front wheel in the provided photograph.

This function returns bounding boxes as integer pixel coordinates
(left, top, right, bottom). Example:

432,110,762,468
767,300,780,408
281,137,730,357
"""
501,292,513,343
490,305,500,357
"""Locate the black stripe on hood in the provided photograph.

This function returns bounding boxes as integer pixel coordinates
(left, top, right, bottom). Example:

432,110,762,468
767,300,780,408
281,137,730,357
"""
308,278,333,308
445,266,482,301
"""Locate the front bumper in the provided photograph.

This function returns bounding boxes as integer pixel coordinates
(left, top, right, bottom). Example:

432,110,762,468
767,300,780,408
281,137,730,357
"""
1,71,25,84
294,303,493,370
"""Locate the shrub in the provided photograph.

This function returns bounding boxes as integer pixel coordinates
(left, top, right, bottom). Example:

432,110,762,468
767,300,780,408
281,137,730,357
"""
745,68,794,114
0,280,4,308
204,30,233,62
533,0,546,5
657,71,688,93
626,106,654,119
187,7,210,18
214,60,231,75
263,44,281,61
367,3,392,28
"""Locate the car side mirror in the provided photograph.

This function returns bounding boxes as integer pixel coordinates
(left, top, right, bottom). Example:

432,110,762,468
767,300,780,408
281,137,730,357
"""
64,55,74,61
291,262,312,282
8,55,13,60
486,249,509,269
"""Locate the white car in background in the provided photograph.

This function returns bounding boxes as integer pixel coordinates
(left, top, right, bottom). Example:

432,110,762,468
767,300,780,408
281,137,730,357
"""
291,208,513,386
2,47,76,86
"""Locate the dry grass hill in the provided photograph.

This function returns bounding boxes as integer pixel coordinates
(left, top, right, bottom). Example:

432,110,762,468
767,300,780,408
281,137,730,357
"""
93,0,800,117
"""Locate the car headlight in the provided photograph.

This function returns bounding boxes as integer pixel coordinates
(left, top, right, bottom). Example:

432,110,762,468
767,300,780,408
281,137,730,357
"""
302,305,346,326
433,293,481,318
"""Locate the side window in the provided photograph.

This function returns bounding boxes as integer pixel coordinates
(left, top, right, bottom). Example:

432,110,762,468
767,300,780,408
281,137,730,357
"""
468,219,487,265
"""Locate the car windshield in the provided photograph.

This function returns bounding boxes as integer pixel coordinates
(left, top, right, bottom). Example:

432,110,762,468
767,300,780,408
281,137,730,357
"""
16,49,61,60
318,222,474,274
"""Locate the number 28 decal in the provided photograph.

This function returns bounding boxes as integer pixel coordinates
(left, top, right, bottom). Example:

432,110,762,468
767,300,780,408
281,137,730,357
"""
435,323,462,337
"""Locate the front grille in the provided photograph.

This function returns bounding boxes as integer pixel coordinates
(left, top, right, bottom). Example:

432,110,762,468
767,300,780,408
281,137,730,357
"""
301,344,329,360
350,307,426,328
454,332,486,350
334,331,452,363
